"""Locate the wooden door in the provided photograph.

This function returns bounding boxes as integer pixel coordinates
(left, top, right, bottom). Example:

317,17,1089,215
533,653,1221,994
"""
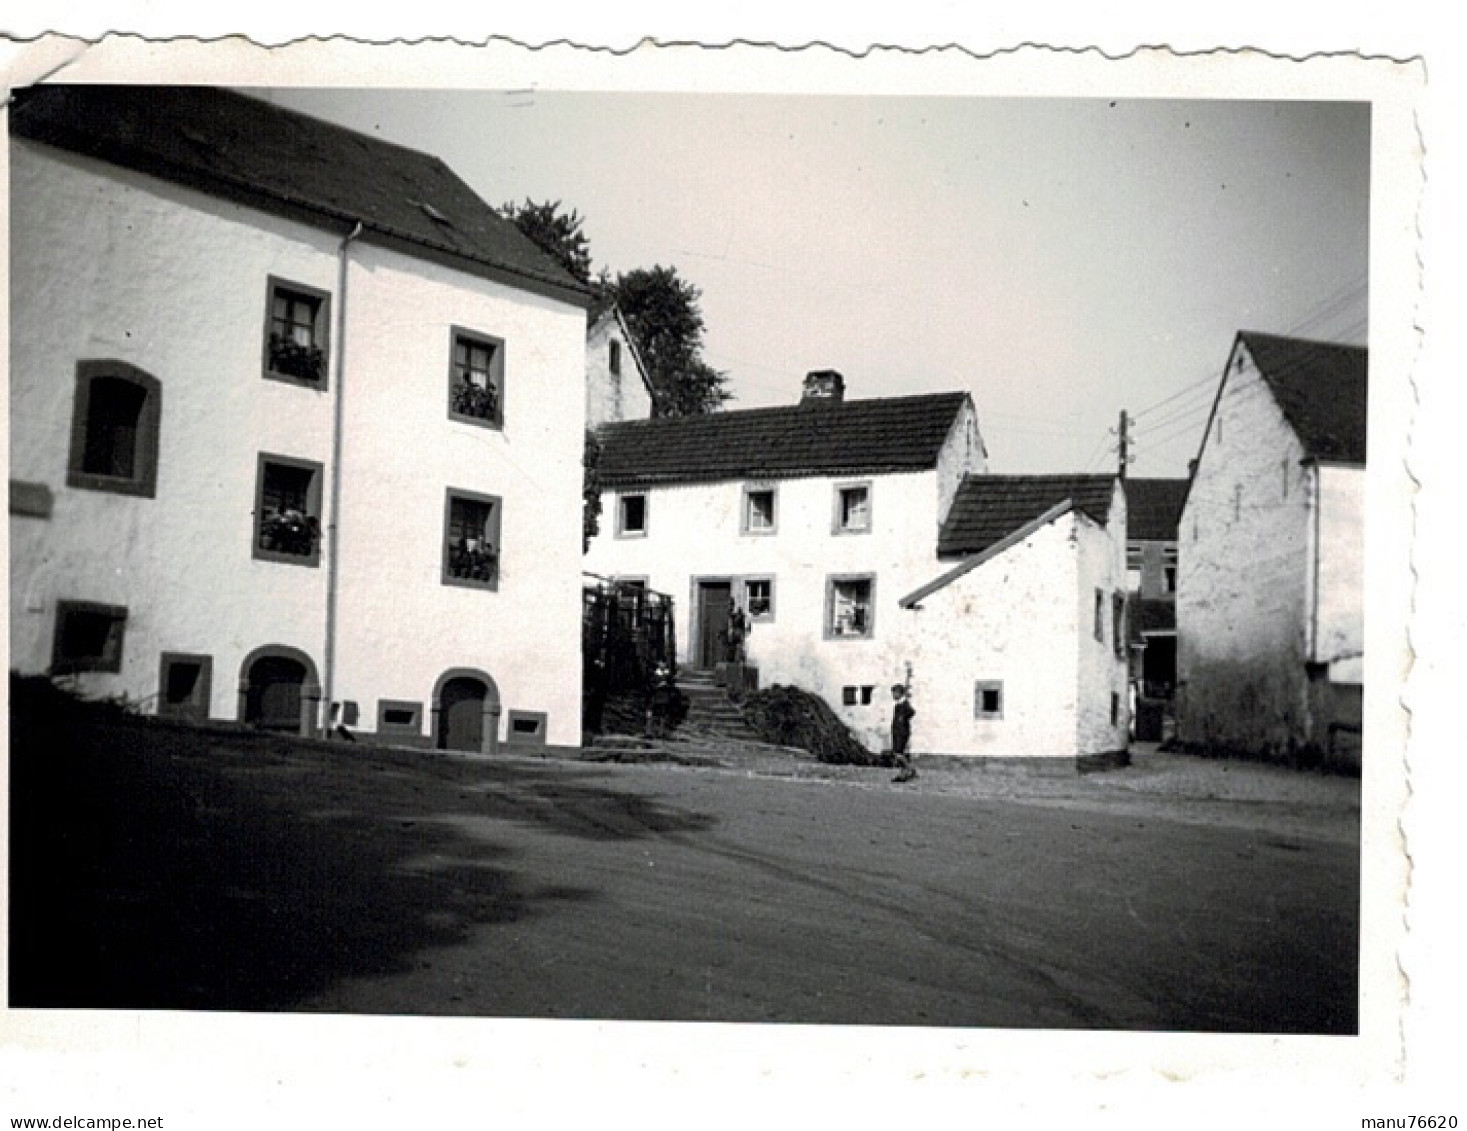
697,581,732,669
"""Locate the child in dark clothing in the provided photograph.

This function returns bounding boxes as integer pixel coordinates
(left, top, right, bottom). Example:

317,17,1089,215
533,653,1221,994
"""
890,683,917,782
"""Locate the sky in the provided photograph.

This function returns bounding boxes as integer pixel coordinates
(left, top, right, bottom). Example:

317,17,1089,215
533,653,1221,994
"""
264,88,1370,480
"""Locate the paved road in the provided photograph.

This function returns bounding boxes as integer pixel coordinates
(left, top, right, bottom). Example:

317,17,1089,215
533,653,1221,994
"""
11,723,1359,1032
301,755,1358,1032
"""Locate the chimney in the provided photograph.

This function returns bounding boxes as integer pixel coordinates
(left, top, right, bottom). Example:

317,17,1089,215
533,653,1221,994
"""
801,369,845,404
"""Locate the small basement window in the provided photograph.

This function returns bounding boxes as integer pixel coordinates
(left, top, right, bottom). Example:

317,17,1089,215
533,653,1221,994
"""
974,680,1004,720
377,699,424,736
506,710,548,745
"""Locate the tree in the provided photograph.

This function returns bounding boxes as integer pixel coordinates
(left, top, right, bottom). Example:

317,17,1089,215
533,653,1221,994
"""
500,198,595,286
582,428,603,553
501,201,731,417
611,265,731,416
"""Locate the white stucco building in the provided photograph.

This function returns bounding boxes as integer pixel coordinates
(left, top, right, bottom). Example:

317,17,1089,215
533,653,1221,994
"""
1176,331,1367,765
9,84,591,753
903,475,1130,761
586,371,1130,761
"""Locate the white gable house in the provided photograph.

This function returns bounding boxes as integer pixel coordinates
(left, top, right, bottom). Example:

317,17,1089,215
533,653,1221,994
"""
899,476,1130,762
1176,331,1367,766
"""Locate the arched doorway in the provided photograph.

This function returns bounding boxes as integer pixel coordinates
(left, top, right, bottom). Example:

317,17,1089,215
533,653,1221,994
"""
238,645,320,735
432,667,501,754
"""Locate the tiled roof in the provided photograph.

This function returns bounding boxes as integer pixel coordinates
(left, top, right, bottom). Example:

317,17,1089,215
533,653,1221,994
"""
10,84,590,305
596,392,972,487
938,474,1117,557
1240,331,1368,463
1122,477,1188,542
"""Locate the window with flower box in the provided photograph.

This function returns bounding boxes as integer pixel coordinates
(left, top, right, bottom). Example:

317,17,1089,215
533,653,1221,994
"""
253,453,323,567
742,576,775,622
264,278,329,388
448,327,505,429
443,488,501,590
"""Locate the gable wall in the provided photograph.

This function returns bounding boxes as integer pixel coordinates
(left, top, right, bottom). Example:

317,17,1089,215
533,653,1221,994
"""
585,315,652,427
1176,343,1315,755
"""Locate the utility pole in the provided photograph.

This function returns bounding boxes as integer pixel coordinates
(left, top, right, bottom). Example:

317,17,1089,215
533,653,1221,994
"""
1117,409,1132,480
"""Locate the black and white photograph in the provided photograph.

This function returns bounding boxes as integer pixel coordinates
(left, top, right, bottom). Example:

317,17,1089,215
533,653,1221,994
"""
1,18,1454,1129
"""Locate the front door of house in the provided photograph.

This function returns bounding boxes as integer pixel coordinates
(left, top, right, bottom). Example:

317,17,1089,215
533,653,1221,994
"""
438,675,487,752
245,655,306,731
696,581,733,670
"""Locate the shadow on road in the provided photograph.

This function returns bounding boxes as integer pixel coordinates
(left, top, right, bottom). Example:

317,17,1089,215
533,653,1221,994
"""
8,680,714,1012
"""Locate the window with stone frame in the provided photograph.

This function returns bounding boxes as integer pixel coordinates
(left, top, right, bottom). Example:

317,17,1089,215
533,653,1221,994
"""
742,576,775,622
974,680,1004,720
448,327,505,428
834,482,872,534
617,492,648,537
67,361,162,498
264,278,330,387
443,488,501,589
253,454,323,567
742,485,777,535
826,575,875,639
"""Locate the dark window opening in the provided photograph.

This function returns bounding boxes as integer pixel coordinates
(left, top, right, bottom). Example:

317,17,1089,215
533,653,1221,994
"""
52,601,127,674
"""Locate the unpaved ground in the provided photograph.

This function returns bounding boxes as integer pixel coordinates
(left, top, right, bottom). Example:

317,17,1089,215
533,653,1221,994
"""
9,713,1361,1031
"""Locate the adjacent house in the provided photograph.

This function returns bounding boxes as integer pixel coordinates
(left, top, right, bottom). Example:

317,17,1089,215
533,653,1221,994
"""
9,84,592,753
585,370,987,750
900,474,1130,762
1175,331,1367,765
585,298,654,428
1122,476,1188,739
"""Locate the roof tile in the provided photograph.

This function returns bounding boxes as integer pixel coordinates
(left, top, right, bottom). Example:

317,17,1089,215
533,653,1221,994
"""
597,392,971,487
939,474,1117,557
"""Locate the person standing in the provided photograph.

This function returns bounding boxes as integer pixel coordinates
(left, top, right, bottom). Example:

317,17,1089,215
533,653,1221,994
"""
890,683,917,782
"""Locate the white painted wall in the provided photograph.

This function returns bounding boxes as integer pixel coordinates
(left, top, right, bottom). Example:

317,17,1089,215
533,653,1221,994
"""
1073,482,1131,754
1311,462,1366,677
9,141,586,746
586,469,946,750
898,517,1082,757
1176,340,1314,755
896,499,1128,759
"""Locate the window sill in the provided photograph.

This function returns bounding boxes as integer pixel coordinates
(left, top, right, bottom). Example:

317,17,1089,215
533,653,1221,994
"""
66,470,157,498
254,546,321,569
448,409,505,432
262,366,328,392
